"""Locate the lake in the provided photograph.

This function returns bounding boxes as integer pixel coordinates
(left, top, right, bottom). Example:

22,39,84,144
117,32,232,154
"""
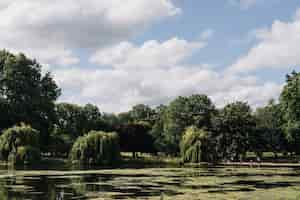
0,165,300,199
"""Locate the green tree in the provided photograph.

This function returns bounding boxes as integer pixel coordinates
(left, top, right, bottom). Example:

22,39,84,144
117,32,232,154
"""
69,131,121,166
53,103,85,139
130,104,156,124
100,113,121,132
280,71,300,154
254,100,286,157
0,51,60,147
214,102,255,161
181,126,217,163
162,95,215,155
51,103,103,156
150,105,168,153
280,71,300,122
0,124,40,164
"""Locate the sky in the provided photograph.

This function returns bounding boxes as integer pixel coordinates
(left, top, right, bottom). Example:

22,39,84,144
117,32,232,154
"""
0,0,299,113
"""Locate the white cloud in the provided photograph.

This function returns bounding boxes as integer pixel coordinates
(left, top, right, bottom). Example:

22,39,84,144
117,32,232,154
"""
90,37,203,69
55,37,282,113
0,0,180,65
229,8,300,73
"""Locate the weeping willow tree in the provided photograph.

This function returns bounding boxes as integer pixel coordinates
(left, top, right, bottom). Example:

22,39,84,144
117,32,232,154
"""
180,126,216,163
70,131,121,166
0,123,40,164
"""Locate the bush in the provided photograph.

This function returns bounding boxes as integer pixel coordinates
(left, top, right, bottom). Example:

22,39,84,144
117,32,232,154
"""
70,131,121,166
181,126,215,163
0,124,40,163
12,146,40,165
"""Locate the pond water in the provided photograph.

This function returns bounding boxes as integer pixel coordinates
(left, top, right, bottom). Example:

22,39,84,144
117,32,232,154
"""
0,165,300,200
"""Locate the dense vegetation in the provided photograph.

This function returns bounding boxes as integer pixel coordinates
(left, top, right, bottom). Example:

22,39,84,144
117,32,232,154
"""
0,124,40,165
0,50,299,165
181,126,214,163
70,131,120,166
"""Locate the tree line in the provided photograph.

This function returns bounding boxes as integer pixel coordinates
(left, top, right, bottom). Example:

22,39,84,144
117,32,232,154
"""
0,50,299,165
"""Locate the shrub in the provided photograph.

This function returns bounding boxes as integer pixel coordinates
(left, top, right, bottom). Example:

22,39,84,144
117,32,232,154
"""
70,131,121,166
0,124,40,163
13,146,41,165
180,126,213,163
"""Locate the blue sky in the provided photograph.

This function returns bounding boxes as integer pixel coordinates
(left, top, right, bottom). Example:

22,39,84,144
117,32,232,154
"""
0,0,299,112
136,0,297,80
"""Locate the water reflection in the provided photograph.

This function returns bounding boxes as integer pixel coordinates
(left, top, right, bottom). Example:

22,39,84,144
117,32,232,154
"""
0,165,298,199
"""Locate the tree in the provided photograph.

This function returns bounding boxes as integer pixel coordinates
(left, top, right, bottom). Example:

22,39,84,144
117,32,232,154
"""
100,113,121,132
53,103,85,139
280,71,300,122
51,103,103,156
82,104,102,132
69,131,121,166
162,95,215,155
254,100,286,157
214,102,255,161
150,105,168,153
118,121,155,158
181,126,217,163
0,124,40,165
280,71,300,154
130,104,156,124
0,51,61,147
53,103,103,138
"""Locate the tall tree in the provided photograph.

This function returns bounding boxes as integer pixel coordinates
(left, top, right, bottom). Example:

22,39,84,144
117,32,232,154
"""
130,104,156,124
254,100,286,157
280,71,300,154
53,103,102,140
0,50,60,147
214,102,255,161
162,94,216,155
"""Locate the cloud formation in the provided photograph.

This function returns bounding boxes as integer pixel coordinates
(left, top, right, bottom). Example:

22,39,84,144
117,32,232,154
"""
229,8,300,73
55,37,282,113
0,0,285,113
0,0,180,65
90,37,203,69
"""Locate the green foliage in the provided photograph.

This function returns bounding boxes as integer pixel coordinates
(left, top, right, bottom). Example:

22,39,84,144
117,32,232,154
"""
130,104,156,124
54,103,86,140
284,121,300,154
280,71,300,122
52,102,103,155
181,126,207,163
180,126,218,163
162,95,215,154
280,71,300,154
150,105,168,152
70,131,121,166
14,146,41,165
0,124,40,164
254,100,286,156
214,102,255,161
0,50,60,147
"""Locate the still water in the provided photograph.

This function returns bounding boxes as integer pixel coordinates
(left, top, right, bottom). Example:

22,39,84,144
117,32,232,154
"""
0,165,300,199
